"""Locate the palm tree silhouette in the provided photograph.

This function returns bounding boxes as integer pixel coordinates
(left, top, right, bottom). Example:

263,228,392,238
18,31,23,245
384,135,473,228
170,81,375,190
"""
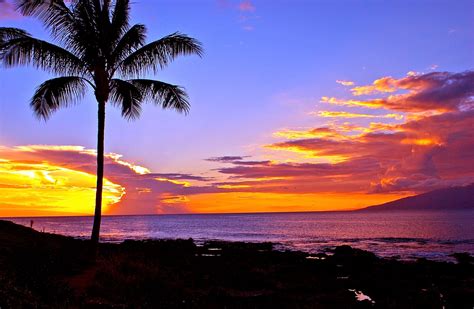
0,0,202,244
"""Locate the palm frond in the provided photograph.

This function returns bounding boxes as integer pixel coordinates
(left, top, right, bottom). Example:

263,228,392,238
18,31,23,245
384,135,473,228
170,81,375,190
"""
68,0,101,60
0,27,30,45
110,79,144,120
31,76,87,120
96,0,114,57
15,0,75,41
1,36,89,76
109,24,146,71
110,0,131,46
130,79,190,114
118,32,203,77
6,1,201,122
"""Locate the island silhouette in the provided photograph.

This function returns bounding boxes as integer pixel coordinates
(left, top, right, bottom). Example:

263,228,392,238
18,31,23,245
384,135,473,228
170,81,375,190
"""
361,184,474,211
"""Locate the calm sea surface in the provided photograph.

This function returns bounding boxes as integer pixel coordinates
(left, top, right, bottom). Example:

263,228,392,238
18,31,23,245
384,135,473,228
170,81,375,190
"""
5,211,474,261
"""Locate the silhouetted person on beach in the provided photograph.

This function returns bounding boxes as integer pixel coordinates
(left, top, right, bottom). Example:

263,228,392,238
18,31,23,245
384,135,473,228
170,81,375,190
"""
30,220,34,229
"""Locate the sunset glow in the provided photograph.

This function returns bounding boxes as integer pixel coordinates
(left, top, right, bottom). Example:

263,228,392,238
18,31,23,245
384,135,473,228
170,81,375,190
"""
0,2,472,307
0,158,123,216
1,0,473,216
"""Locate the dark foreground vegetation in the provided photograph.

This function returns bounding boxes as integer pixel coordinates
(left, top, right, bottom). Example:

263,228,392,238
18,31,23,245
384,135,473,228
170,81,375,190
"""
0,220,473,308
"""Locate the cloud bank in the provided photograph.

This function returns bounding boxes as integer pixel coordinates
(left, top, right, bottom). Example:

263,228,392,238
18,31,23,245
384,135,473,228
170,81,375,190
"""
1,71,472,215
0,145,218,215
209,71,474,195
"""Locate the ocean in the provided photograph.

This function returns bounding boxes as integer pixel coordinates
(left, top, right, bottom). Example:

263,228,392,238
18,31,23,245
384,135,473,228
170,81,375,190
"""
5,210,474,261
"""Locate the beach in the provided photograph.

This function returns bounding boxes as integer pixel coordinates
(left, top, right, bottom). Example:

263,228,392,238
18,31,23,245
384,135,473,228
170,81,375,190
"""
0,219,473,308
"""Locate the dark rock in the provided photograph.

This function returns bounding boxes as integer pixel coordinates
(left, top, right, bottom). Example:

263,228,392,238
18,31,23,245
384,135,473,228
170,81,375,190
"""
0,220,472,308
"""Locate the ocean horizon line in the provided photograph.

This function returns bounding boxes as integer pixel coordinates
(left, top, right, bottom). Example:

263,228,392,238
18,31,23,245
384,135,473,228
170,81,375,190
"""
3,207,472,220
1,209,361,219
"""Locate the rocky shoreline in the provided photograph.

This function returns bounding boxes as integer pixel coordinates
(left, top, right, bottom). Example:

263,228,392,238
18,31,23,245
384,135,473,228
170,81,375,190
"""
0,220,473,308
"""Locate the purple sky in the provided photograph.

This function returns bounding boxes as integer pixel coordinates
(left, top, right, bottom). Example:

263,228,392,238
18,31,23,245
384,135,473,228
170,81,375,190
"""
0,0,473,215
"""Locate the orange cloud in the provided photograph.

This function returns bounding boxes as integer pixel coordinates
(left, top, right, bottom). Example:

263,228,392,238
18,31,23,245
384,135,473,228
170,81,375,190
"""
155,177,191,188
315,111,403,120
263,110,474,193
351,76,398,96
0,145,216,216
325,71,474,112
321,96,386,109
0,159,123,216
273,127,348,140
210,70,474,196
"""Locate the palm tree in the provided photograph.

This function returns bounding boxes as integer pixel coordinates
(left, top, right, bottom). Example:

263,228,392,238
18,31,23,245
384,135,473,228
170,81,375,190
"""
0,0,203,245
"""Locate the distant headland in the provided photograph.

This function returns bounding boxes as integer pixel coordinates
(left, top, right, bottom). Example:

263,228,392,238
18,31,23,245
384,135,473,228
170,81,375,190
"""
360,184,474,212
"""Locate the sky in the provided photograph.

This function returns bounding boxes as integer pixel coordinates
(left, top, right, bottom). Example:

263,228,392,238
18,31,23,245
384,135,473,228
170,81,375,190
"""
0,0,473,216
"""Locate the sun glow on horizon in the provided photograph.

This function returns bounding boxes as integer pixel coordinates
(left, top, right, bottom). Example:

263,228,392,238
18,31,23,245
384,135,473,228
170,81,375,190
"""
0,159,124,216
185,192,410,214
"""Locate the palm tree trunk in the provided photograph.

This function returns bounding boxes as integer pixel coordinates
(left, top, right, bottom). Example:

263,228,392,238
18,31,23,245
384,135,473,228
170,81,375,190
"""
91,100,106,244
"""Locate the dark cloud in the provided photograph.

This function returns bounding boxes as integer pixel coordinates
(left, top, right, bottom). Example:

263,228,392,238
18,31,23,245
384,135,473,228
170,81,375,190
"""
206,156,249,163
387,71,474,112
329,71,474,113
215,109,474,194
145,173,213,182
